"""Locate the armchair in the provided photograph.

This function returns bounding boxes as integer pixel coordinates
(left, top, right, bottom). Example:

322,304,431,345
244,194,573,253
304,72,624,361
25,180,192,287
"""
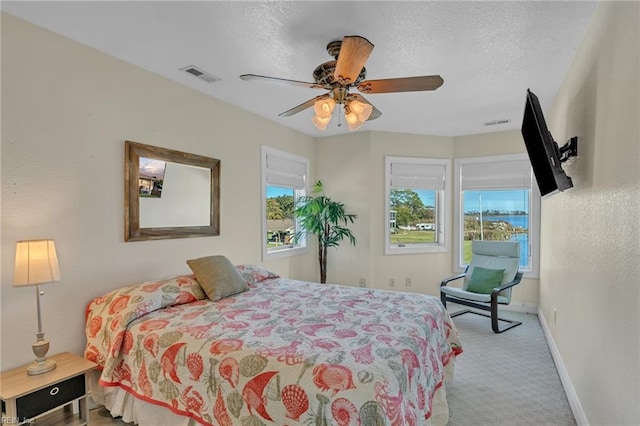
440,240,523,333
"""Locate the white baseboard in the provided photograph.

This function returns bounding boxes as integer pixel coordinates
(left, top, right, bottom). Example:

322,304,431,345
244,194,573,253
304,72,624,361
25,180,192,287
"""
538,308,589,426
501,302,538,314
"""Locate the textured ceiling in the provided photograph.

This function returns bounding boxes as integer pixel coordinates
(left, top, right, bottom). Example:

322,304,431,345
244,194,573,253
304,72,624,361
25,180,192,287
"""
1,1,598,138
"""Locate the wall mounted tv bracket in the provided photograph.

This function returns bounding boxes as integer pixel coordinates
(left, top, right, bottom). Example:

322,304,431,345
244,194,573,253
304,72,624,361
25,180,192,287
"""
556,136,578,163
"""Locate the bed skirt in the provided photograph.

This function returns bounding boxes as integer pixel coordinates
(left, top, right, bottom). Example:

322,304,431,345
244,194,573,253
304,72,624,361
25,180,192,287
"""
89,363,454,426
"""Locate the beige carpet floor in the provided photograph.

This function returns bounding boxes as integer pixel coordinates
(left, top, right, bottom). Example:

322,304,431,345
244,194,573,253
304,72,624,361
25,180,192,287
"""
445,304,575,426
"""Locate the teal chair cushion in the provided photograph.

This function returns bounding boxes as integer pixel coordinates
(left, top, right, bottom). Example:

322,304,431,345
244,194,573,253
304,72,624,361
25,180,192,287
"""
466,267,505,294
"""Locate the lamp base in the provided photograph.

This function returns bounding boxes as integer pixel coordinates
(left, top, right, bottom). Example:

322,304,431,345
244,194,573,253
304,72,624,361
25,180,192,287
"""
27,358,57,375
28,337,56,375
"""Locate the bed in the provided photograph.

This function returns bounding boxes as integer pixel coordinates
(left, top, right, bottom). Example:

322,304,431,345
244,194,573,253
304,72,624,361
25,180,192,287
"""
84,263,462,426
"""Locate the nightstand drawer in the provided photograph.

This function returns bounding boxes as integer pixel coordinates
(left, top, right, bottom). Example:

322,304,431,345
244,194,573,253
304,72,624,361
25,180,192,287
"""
16,374,85,419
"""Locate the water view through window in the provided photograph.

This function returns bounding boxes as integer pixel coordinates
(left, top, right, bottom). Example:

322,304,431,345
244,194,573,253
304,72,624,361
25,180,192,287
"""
463,190,530,267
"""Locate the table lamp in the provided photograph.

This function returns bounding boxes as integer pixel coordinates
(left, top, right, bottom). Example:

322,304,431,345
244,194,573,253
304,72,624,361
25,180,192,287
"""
14,239,60,375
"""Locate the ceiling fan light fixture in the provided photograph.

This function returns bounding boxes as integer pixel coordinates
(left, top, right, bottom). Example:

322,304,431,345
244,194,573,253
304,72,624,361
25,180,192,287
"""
312,114,332,131
344,110,365,131
313,98,336,118
349,99,373,122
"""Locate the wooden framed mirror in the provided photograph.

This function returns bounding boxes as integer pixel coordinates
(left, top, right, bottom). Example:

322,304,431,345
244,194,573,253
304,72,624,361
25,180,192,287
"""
125,141,220,241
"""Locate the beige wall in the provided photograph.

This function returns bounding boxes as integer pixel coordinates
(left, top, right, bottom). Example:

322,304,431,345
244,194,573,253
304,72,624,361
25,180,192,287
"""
9,12,633,424
315,129,540,308
453,130,539,308
541,2,640,424
315,132,374,287
369,131,454,295
0,14,318,370
316,131,456,295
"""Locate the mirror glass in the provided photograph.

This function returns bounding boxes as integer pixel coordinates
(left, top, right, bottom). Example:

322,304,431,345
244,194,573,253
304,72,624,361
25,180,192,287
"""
125,141,220,241
139,159,211,227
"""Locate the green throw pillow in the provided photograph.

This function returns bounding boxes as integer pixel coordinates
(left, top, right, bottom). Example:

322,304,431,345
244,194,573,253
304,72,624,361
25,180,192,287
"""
466,267,505,294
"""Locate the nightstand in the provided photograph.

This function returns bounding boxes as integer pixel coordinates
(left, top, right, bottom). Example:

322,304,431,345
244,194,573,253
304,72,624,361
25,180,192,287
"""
0,352,96,425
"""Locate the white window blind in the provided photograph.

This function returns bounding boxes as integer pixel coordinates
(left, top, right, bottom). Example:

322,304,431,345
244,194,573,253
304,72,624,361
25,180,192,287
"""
265,153,307,189
460,158,532,190
390,162,446,190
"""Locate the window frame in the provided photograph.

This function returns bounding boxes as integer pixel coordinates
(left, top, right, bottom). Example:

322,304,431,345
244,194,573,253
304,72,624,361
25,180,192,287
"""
453,153,540,278
261,146,310,260
384,156,450,255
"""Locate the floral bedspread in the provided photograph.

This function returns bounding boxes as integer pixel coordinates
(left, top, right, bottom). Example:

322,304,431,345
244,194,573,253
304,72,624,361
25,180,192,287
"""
85,275,462,426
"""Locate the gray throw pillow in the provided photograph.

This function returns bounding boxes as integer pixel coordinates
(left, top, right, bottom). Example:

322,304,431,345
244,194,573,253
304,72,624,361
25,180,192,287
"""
187,255,248,301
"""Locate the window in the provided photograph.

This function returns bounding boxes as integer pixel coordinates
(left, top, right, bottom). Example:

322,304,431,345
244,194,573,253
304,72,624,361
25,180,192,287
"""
385,156,449,255
454,154,540,277
261,146,309,260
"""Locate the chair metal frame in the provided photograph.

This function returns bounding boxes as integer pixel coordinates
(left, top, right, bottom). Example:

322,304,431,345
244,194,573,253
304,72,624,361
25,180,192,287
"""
440,266,524,333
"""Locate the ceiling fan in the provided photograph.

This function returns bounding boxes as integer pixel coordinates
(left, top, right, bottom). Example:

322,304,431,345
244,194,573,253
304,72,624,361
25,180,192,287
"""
240,35,444,131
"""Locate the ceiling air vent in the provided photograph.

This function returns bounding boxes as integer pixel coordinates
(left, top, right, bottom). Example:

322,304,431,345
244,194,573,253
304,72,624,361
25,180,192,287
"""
180,65,220,83
483,119,511,127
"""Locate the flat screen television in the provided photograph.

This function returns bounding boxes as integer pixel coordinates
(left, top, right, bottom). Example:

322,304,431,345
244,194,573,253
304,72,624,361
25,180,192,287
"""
521,89,577,197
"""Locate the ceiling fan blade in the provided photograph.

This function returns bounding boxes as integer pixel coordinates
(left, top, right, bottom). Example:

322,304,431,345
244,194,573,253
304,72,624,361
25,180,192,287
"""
279,94,330,117
350,93,382,121
334,36,374,85
240,74,326,90
357,75,444,94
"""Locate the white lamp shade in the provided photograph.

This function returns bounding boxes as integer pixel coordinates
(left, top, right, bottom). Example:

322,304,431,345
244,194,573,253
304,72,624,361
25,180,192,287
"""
14,240,61,286
313,98,336,118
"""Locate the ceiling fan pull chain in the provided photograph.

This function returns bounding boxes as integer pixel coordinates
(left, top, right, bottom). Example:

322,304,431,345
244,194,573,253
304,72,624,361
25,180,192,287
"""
337,105,342,127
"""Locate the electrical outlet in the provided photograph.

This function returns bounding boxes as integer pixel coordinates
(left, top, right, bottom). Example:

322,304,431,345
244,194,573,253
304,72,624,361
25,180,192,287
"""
405,277,412,287
389,278,396,287
359,278,366,288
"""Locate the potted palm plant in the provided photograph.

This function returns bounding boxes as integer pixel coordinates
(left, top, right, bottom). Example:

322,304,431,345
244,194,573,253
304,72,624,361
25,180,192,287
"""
294,181,357,283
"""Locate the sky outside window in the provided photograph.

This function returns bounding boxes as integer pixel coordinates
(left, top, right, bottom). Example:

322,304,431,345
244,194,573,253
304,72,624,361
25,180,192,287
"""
267,186,294,198
270,187,526,214
463,190,528,213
